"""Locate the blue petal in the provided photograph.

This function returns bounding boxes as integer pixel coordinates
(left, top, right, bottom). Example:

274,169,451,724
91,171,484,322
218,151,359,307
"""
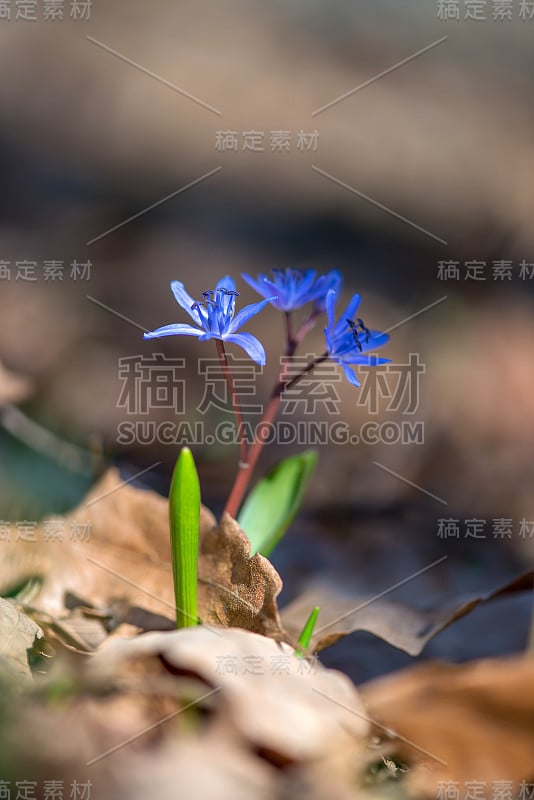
261,278,281,294
324,269,343,292
259,279,288,309
325,289,337,331
223,332,266,365
171,281,206,324
143,323,202,340
343,292,362,321
270,269,317,310
241,273,274,300
293,269,317,298
216,275,236,294
343,354,391,366
342,364,361,387
227,297,275,334
312,270,343,309
360,331,390,351
334,292,361,337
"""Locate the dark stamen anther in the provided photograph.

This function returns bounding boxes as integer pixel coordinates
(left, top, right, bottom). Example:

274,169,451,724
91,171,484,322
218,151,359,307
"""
193,297,216,308
351,330,363,351
357,317,371,342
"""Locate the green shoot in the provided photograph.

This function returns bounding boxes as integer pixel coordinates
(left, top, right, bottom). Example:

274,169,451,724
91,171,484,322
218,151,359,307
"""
168,446,201,628
295,605,320,657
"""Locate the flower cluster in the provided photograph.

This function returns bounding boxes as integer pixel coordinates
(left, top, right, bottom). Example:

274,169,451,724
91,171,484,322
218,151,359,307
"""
144,267,389,385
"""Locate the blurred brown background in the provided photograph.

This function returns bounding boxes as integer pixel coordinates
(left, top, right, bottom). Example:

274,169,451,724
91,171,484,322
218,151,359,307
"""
1,0,533,679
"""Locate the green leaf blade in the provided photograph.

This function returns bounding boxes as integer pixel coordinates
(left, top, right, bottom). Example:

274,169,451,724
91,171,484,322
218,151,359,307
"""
169,447,201,628
296,605,320,653
237,449,318,557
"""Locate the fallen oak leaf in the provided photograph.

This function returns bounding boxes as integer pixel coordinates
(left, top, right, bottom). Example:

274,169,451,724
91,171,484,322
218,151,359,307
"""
0,468,183,619
0,469,288,643
32,606,111,653
198,513,285,639
122,735,278,800
91,626,370,764
361,655,534,791
281,572,534,656
0,598,44,680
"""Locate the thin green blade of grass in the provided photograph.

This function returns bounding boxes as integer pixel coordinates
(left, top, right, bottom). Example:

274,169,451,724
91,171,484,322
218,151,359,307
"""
169,447,200,628
295,605,320,658
1,575,43,603
237,450,318,557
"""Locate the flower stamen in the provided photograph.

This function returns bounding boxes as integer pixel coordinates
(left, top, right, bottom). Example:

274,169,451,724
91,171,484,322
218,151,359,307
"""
190,301,205,324
345,316,372,352
357,317,371,343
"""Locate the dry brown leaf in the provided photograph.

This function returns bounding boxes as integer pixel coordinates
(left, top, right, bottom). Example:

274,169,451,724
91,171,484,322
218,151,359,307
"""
1,626,367,800
37,607,111,652
282,574,534,655
198,513,284,639
0,598,43,679
0,469,287,642
0,468,181,618
91,626,369,764
123,736,278,800
7,698,277,800
2,685,183,796
361,655,534,793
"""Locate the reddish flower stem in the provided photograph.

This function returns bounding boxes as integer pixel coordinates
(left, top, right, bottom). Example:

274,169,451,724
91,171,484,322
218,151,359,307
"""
293,309,321,347
222,392,281,519
223,309,329,518
215,339,248,466
284,311,294,351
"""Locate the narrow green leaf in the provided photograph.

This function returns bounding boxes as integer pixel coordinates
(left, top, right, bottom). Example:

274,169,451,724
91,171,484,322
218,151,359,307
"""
296,605,320,654
1,575,42,603
169,447,200,628
237,450,318,557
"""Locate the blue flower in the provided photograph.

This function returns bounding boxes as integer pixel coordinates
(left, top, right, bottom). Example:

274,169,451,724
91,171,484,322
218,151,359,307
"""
143,276,275,365
325,289,390,387
242,268,341,312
